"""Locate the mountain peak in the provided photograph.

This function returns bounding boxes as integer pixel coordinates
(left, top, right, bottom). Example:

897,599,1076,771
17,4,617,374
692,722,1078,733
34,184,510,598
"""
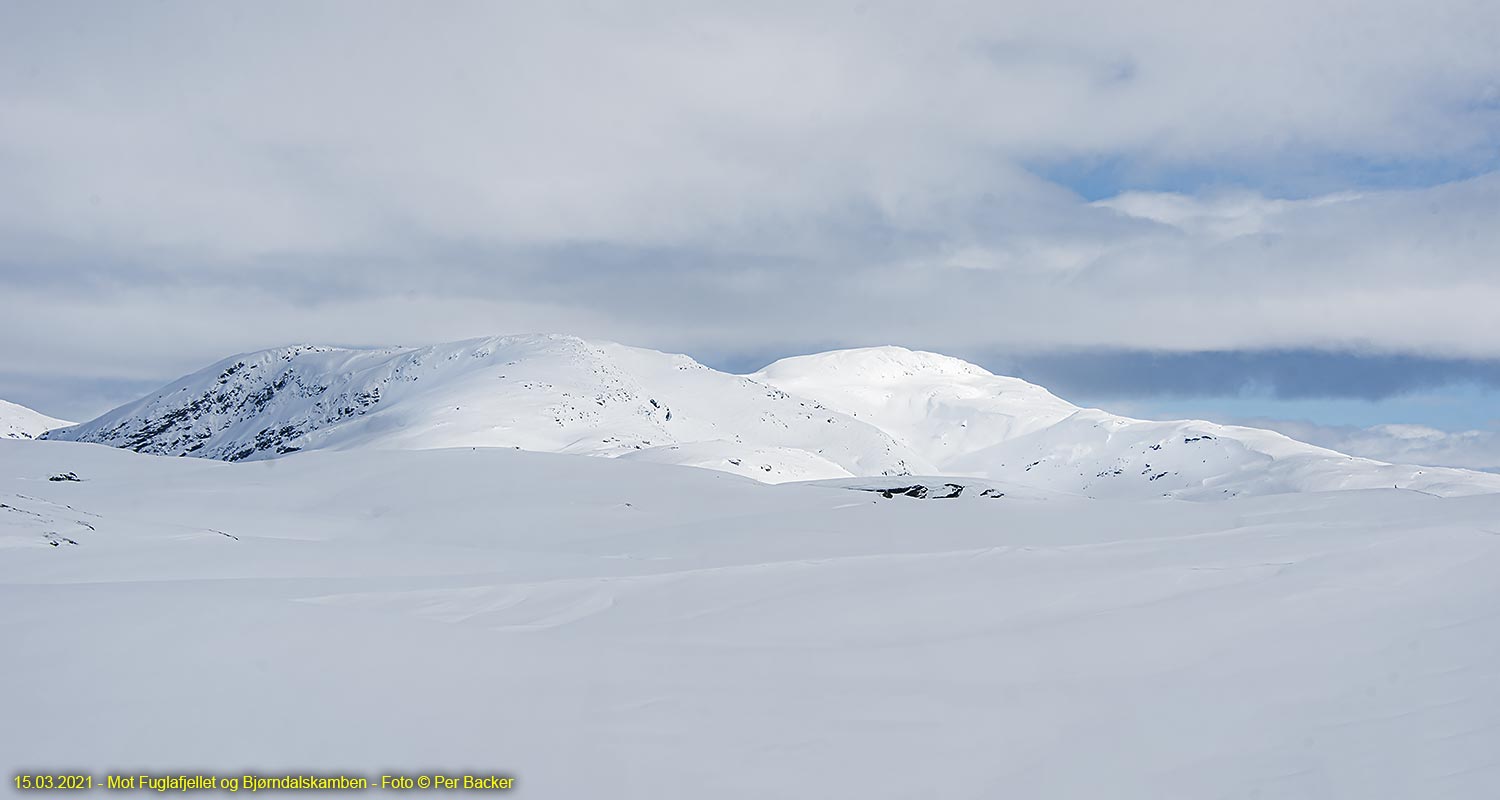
754,346,995,383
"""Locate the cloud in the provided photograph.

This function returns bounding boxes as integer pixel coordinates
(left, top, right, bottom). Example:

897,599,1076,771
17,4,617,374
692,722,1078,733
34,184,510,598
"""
994,350,1500,401
3,0,1500,409
1245,419,1500,472
1092,190,1362,241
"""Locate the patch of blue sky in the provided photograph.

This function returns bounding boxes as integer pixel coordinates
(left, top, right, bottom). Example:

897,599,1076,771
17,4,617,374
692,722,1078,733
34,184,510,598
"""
1025,152,1500,201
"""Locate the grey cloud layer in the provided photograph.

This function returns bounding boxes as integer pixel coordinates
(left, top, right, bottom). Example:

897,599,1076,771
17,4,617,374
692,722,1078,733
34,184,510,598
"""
3,1,1500,393
994,350,1500,402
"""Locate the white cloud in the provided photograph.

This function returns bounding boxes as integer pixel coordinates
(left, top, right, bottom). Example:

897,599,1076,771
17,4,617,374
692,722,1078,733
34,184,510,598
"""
2,0,1500,391
1093,191,1363,240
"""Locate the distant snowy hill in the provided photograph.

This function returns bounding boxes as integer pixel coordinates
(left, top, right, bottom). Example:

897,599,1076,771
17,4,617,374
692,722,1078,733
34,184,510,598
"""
45,335,1500,498
752,346,1500,498
0,398,71,440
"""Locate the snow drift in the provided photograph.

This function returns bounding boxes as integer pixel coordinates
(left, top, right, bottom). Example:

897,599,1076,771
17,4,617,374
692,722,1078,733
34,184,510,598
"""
4,437,1500,798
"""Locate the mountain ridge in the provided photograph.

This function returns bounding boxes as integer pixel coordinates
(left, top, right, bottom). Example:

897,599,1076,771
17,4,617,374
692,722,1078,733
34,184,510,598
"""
42,334,1500,499
40,335,928,483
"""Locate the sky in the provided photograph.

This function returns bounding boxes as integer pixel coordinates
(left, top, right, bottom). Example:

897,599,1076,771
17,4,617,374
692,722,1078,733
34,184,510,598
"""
2,1,1498,469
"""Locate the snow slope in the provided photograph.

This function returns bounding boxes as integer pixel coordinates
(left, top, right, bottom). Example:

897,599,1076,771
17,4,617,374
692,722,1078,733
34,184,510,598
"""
0,398,70,440
4,438,1499,798
45,336,1500,498
752,346,1082,462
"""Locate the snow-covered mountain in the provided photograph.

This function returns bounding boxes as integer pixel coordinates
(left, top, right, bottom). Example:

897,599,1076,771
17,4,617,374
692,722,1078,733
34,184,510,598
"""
0,398,71,440
45,335,1500,498
40,335,926,483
